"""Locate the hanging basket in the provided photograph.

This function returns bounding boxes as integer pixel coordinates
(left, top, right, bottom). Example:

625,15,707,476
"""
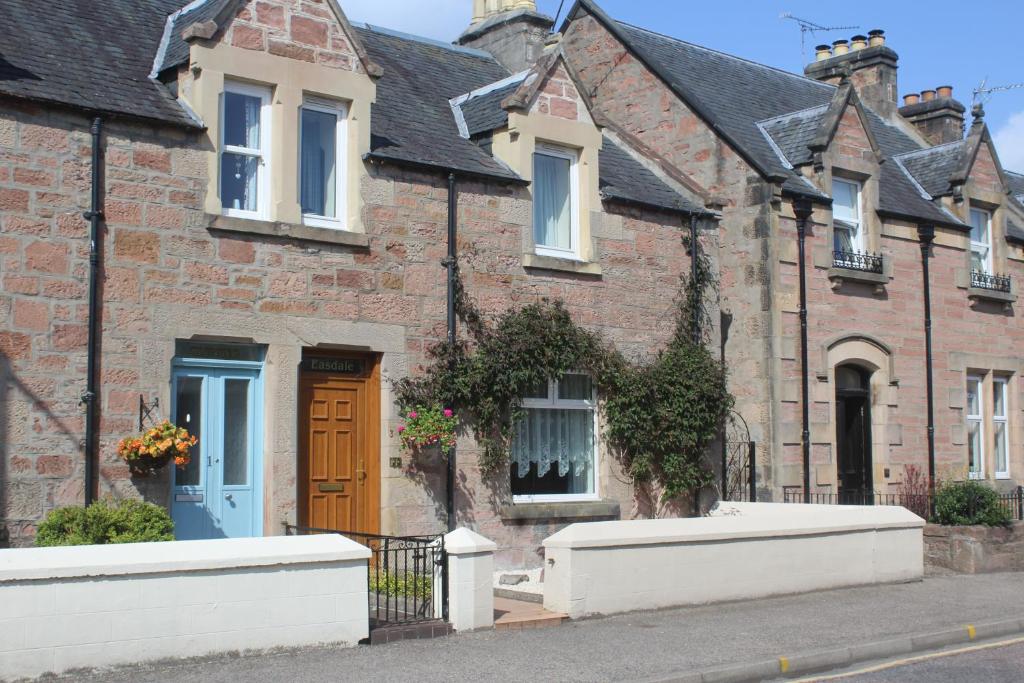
117,420,196,478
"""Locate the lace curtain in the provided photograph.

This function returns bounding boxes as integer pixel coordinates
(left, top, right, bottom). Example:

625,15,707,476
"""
512,407,594,494
533,153,572,250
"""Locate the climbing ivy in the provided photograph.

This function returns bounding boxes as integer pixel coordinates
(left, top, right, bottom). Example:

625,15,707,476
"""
392,233,733,501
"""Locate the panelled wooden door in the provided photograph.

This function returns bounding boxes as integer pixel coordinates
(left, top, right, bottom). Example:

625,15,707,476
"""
298,357,380,535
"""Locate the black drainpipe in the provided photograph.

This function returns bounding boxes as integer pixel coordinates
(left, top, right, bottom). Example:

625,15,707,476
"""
445,173,458,531
82,116,104,507
793,199,814,503
689,213,699,344
917,225,936,488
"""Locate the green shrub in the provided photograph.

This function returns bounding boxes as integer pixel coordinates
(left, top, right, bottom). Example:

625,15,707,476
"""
932,481,1012,527
35,499,174,547
369,571,432,599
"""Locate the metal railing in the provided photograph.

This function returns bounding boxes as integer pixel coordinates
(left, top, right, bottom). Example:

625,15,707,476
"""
285,525,447,627
832,250,884,274
781,485,1024,521
970,270,1012,293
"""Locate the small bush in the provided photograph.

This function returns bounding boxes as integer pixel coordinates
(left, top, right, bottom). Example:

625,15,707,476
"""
35,499,174,547
931,481,1012,527
369,571,432,599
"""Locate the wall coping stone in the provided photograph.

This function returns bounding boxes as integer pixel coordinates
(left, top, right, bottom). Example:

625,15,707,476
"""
544,501,923,549
209,214,371,248
500,499,620,521
444,527,498,555
0,535,370,583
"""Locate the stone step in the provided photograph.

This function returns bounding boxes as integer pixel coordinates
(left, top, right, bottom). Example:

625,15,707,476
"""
493,595,567,631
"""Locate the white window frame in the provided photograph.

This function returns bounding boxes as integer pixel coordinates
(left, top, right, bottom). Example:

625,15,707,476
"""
969,207,993,275
300,97,349,230
512,373,599,504
220,81,272,221
832,177,864,254
993,376,1010,479
966,374,985,480
532,143,581,261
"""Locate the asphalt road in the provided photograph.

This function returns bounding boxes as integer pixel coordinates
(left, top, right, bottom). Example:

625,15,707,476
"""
40,572,1024,683
807,638,1024,682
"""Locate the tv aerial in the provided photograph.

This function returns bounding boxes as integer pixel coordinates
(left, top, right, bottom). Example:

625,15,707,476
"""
780,13,860,62
972,77,1024,107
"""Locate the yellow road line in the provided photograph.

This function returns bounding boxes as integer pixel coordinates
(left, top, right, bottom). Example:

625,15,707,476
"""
792,634,1024,681
779,656,790,674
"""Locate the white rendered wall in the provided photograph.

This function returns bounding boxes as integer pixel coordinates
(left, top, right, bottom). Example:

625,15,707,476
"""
444,528,496,631
543,502,924,619
0,535,370,680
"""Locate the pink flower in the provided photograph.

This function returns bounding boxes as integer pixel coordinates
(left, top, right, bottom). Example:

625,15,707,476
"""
443,408,453,418
408,411,418,419
397,425,406,433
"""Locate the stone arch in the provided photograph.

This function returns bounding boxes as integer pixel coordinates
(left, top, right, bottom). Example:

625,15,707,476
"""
816,333,897,385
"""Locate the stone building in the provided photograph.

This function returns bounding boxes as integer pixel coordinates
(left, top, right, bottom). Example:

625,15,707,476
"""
1,0,1022,570
560,0,1024,503
0,0,714,567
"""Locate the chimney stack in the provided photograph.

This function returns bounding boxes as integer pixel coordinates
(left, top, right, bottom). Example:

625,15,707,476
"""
804,29,899,116
899,85,966,146
458,0,554,73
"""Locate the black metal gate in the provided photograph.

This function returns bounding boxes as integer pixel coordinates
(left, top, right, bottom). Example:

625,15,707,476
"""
284,525,448,629
721,410,756,502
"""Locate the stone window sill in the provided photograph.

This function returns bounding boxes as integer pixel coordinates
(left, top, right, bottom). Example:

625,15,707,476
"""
522,253,602,276
500,499,620,522
967,286,1016,310
208,214,370,248
827,266,889,293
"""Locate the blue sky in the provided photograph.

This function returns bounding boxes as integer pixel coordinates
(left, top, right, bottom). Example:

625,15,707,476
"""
341,0,1024,170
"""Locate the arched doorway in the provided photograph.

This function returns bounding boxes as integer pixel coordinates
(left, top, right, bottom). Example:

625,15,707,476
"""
835,364,872,503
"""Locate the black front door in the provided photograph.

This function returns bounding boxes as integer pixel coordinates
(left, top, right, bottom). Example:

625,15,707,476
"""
835,365,872,504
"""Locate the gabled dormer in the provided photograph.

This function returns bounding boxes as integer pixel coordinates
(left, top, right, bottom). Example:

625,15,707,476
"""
152,0,381,243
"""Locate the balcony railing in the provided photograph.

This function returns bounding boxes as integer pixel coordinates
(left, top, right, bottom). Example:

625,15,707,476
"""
832,250,883,274
970,270,1011,293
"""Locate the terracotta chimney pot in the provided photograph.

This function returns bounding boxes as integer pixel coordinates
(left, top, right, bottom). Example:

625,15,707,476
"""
832,39,849,55
850,35,868,51
815,44,832,61
921,89,936,102
936,85,953,99
903,93,921,106
867,29,885,47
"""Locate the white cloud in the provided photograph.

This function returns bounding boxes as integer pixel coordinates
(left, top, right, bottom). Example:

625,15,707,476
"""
340,0,471,42
994,110,1024,172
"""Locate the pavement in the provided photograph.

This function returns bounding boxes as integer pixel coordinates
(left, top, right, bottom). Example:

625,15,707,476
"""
798,637,1024,682
47,572,1024,683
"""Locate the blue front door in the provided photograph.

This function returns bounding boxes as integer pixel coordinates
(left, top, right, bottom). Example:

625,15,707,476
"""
171,364,263,540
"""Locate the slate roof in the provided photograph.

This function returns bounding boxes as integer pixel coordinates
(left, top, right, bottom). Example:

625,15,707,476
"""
758,105,829,168
1007,219,1024,245
599,135,705,214
157,0,239,75
0,0,200,127
892,142,965,197
583,6,834,198
455,79,523,138
353,25,521,182
1008,171,1024,203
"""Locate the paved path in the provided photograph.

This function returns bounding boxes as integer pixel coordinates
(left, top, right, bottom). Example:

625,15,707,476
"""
60,573,1024,683
806,638,1024,682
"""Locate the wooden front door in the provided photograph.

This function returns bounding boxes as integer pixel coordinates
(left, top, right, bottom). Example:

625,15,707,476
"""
298,355,380,535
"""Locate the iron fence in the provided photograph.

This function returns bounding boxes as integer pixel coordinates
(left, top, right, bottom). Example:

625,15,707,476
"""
833,250,884,274
284,525,447,627
970,269,1012,293
781,485,1024,521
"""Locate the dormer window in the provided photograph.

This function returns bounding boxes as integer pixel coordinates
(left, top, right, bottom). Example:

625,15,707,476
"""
220,82,271,220
832,178,863,254
969,207,992,275
533,144,580,259
300,98,348,229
